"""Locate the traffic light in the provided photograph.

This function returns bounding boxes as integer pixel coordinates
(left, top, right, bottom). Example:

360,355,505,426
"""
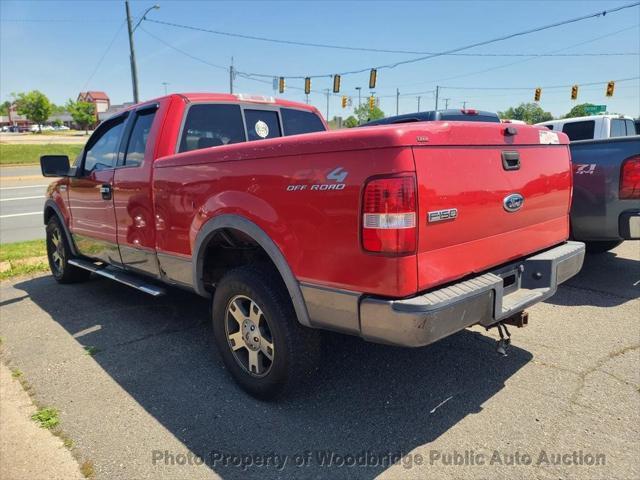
333,75,341,93
369,95,375,111
341,96,347,108
534,87,542,102
278,77,285,94
571,85,578,100
304,77,311,95
369,69,377,89
606,81,615,97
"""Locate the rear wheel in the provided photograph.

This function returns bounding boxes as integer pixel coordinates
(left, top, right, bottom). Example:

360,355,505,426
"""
585,240,623,254
212,265,320,399
46,217,91,283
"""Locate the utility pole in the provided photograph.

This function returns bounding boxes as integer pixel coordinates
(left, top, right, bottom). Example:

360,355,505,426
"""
417,96,421,112
462,100,467,109
396,88,400,115
162,82,169,95
305,94,309,104
435,85,440,111
125,0,139,103
444,98,450,109
324,89,330,121
229,57,234,94
355,87,362,107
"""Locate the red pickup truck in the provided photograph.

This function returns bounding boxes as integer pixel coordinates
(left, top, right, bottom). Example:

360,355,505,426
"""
41,93,585,398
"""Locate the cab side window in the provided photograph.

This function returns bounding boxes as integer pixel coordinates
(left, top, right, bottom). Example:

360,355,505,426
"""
179,104,246,153
124,110,157,167
84,118,125,173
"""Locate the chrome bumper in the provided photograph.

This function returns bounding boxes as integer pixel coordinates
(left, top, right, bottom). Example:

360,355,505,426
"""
359,241,585,347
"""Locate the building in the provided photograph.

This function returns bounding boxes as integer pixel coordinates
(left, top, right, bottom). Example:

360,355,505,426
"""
77,91,110,113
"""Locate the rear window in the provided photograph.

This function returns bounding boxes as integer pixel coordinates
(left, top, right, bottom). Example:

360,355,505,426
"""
245,109,281,141
625,119,637,136
281,108,325,136
610,119,626,138
179,104,245,153
437,113,500,123
562,121,595,141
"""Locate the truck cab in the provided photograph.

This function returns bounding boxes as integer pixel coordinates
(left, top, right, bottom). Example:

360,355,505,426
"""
537,115,637,141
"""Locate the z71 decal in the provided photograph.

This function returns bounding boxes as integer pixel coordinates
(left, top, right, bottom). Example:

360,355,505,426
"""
574,164,596,175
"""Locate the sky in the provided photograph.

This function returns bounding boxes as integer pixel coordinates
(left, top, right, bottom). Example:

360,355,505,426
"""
1,0,639,120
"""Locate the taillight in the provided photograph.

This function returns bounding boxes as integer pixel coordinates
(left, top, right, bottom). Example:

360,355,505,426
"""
362,175,417,254
461,109,478,115
620,155,640,199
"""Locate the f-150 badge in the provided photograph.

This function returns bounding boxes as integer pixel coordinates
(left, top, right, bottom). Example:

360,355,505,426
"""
428,209,458,223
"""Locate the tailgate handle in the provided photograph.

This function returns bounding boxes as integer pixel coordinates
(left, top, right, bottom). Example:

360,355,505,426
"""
502,151,520,171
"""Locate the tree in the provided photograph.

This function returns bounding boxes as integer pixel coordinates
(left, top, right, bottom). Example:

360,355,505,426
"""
13,90,53,132
563,103,595,119
498,102,553,125
344,116,359,128
66,99,96,133
0,100,10,116
353,103,385,125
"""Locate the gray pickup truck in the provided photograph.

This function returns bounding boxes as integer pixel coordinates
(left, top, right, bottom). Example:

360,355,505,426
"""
570,136,639,252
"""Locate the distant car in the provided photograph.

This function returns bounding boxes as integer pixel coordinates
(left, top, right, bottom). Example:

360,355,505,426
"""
0,126,8,132
536,115,636,141
53,125,70,131
360,109,501,127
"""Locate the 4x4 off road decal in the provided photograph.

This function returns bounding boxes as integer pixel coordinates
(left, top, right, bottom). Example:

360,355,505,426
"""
286,167,348,191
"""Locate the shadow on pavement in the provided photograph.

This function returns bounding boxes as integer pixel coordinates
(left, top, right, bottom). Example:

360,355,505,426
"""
546,249,639,307
15,275,531,479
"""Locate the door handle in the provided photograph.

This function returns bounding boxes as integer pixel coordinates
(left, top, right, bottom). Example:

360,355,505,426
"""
100,184,112,200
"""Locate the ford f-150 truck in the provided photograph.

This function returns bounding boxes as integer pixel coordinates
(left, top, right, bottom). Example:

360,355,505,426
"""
569,136,640,252
40,93,585,399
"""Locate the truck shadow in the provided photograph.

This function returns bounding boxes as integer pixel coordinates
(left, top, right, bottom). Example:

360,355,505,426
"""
14,276,531,480
545,248,639,308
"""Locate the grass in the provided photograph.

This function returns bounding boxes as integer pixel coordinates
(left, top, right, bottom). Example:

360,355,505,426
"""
31,407,60,429
0,143,83,166
83,346,100,356
0,239,49,280
80,460,95,478
11,368,23,378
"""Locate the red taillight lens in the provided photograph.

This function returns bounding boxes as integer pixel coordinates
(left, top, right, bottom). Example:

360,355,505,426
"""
461,109,478,115
620,155,640,199
362,175,417,254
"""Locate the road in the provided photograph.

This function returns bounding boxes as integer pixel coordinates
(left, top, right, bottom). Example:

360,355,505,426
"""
0,242,638,479
0,165,50,243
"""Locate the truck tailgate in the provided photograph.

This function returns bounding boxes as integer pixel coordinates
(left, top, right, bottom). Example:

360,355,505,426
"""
414,126,572,291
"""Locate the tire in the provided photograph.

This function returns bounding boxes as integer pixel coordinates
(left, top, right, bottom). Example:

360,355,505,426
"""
46,216,91,283
212,264,321,400
585,240,623,254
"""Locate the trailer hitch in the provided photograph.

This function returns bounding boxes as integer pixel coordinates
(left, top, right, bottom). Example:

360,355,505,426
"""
490,311,529,356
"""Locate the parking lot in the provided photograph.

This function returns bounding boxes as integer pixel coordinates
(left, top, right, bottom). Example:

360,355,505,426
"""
0,242,638,479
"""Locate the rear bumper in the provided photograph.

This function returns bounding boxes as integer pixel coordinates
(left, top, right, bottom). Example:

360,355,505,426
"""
359,241,585,347
619,210,640,240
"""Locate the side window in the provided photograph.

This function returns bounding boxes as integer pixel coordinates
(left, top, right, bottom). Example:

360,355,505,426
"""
562,121,595,141
545,125,555,130
610,119,626,138
245,109,281,141
179,104,245,153
84,118,125,173
124,109,157,167
281,108,325,136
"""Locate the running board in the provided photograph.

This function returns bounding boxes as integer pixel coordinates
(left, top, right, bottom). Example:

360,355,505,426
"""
68,259,166,297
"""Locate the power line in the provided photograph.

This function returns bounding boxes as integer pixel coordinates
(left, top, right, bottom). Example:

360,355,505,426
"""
440,76,640,91
144,2,640,79
144,18,636,58
385,24,640,91
80,20,127,92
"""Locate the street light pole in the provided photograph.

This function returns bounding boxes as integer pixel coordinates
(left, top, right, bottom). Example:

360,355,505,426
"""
324,89,330,120
417,96,421,112
355,87,362,107
125,1,160,103
162,82,169,95
396,88,400,115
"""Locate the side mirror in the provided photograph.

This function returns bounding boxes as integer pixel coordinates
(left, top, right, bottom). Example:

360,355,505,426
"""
40,155,71,177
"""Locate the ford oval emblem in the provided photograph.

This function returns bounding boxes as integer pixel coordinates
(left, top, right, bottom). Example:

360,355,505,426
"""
503,193,524,212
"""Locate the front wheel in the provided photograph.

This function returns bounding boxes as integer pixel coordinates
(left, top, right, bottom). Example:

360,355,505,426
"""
212,265,320,400
46,217,91,283
585,240,623,254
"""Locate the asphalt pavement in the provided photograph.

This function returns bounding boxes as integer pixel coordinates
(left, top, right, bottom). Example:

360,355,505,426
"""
0,242,638,479
0,165,50,243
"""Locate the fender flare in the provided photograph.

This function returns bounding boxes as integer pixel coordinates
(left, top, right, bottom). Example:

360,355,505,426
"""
44,199,79,256
192,214,311,327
